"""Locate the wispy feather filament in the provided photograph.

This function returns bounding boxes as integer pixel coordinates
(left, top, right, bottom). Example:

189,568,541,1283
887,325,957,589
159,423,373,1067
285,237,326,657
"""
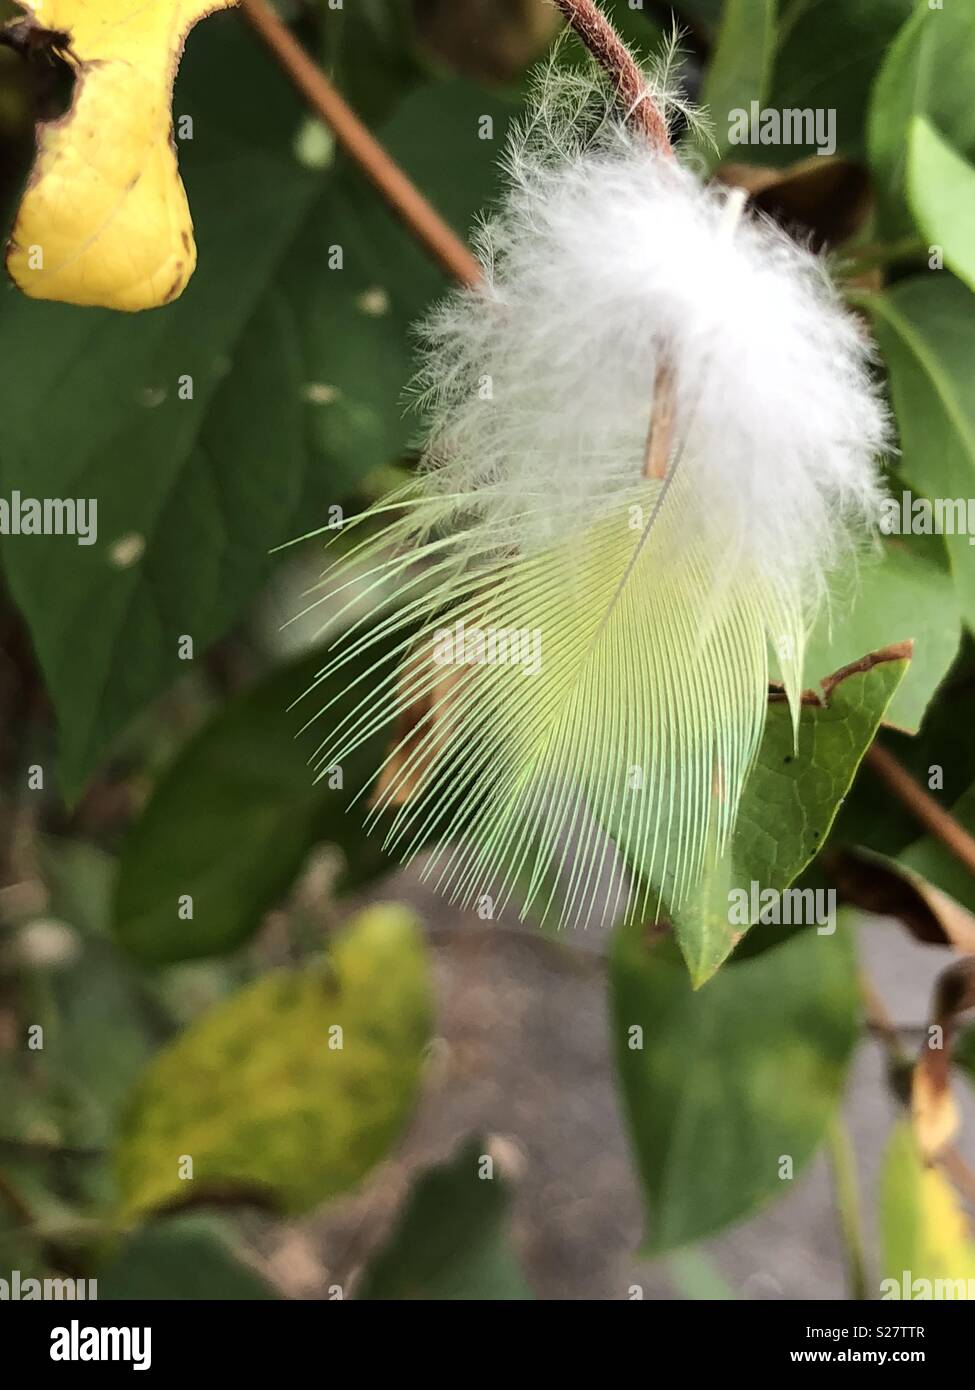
299,55,888,929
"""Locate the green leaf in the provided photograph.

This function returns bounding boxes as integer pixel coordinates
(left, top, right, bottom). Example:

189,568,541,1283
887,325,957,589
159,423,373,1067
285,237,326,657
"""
598,1,663,52
699,0,777,164
115,905,433,1219
907,116,975,297
766,0,913,164
18,843,163,1155
864,275,975,628
675,0,723,23
830,650,975,860
109,84,521,966
0,48,511,803
112,638,395,965
868,1,975,237
900,782,975,916
805,542,959,734
328,0,426,126
279,80,518,498
0,22,318,800
356,1138,533,1300
667,1248,736,1300
38,933,161,1157
880,1121,975,1298
99,1214,278,1300
636,648,909,985
610,915,859,1253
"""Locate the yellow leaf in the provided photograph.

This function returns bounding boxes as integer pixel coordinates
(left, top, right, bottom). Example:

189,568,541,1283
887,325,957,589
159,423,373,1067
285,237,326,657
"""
5,0,237,311
881,1123,975,1299
912,1050,961,1161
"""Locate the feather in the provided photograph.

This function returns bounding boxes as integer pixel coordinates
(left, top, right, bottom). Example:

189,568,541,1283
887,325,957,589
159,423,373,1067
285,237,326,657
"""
296,56,888,929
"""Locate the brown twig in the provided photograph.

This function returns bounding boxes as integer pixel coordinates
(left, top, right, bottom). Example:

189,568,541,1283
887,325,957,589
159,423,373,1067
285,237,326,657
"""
860,973,908,1065
237,0,482,287
941,1145,975,1209
553,0,672,152
866,743,975,878
643,358,676,480
239,0,673,292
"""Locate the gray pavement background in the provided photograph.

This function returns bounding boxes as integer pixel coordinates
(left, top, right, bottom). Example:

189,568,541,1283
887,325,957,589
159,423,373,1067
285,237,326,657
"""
267,877,971,1301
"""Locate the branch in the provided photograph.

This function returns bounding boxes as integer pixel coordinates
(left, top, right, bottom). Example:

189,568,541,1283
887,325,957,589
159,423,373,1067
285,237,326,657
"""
863,972,975,1213
552,0,672,152
237,0,482,287
865,742,975,878
826,1114,870,1300
239,0,673,291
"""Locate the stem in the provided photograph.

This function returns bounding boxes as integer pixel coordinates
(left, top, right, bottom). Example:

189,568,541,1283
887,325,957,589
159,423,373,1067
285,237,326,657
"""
865,743,975,878
237,0,482,287
239,0,671,292
643,358,676,479
608,0,698,478
644,187,746,479
941,1146,975,1208
860,974,911,1070
553,0,672,152
826,1114,870,1301
861,975,975,1214
843,236,926,273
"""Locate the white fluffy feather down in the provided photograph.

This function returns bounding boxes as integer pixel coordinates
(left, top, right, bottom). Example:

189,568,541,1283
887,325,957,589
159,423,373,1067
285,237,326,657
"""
413,63,889,612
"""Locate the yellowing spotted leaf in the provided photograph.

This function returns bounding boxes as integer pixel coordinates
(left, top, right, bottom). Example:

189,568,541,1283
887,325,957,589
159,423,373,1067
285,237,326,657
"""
5,0,237,311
